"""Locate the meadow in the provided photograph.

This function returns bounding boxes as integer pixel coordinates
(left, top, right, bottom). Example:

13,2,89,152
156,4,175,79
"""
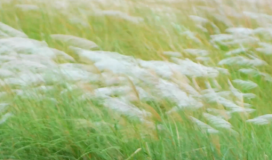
0,0,272,159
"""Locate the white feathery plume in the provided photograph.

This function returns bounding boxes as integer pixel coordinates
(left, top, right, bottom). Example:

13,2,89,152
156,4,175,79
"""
1,59,48,72
218,56,267,66
0,113,13,125
196,24,208,32
189,15,220,33
210,34,234,43
68,15,89,27
101,72,128,86
50,48,75,61
217,91,232,98
211,78,221,89
242,93,256,99
0,55,19,63
243,11,272,23
225,46,248,56
0,37,44,52
60,84,78,95
232,79,258,90
33,85,54,92
238,68,272,82
157,80,203,112
54,64,101,82
226,27,254,36
247,114,272,125
183,49,209,56
210,22,221,34
242,11,261,19
0,30,9,38
0,68,13,78
217,97,241,109
69,48,148,79
210,34,259,46
238,68,259,75
227,79,256,99
104,97,151,121
201,88,222,103
256,42,272,55
16,54,56,66
189,15,209,24
218,97,254,113
17,73,45,85
229,107,255,113
72,47,218,79
0,38,61,59
94,86,131,98
0,103,9,113
0,92,7,98
203,112,232,130
179,83,201,97
190,116,219,134
51,34,98,50
4,73,44,86
139,60,183,78
173,58,219,78
222,37,259,46
215,67,229,75
53,0,69,9
206,108,232,120
70,47,135,62
238,102,252,108
254,28,272,38
0,22,27,38
259,72,272,82
181,30,202,44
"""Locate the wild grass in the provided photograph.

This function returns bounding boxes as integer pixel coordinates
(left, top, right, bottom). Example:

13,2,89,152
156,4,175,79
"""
1,0,272,159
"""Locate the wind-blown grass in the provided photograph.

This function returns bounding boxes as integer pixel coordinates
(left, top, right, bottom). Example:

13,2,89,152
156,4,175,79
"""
1,0,272,159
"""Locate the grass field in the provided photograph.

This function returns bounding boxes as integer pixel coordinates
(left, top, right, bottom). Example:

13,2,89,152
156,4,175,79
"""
0,0,272,159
